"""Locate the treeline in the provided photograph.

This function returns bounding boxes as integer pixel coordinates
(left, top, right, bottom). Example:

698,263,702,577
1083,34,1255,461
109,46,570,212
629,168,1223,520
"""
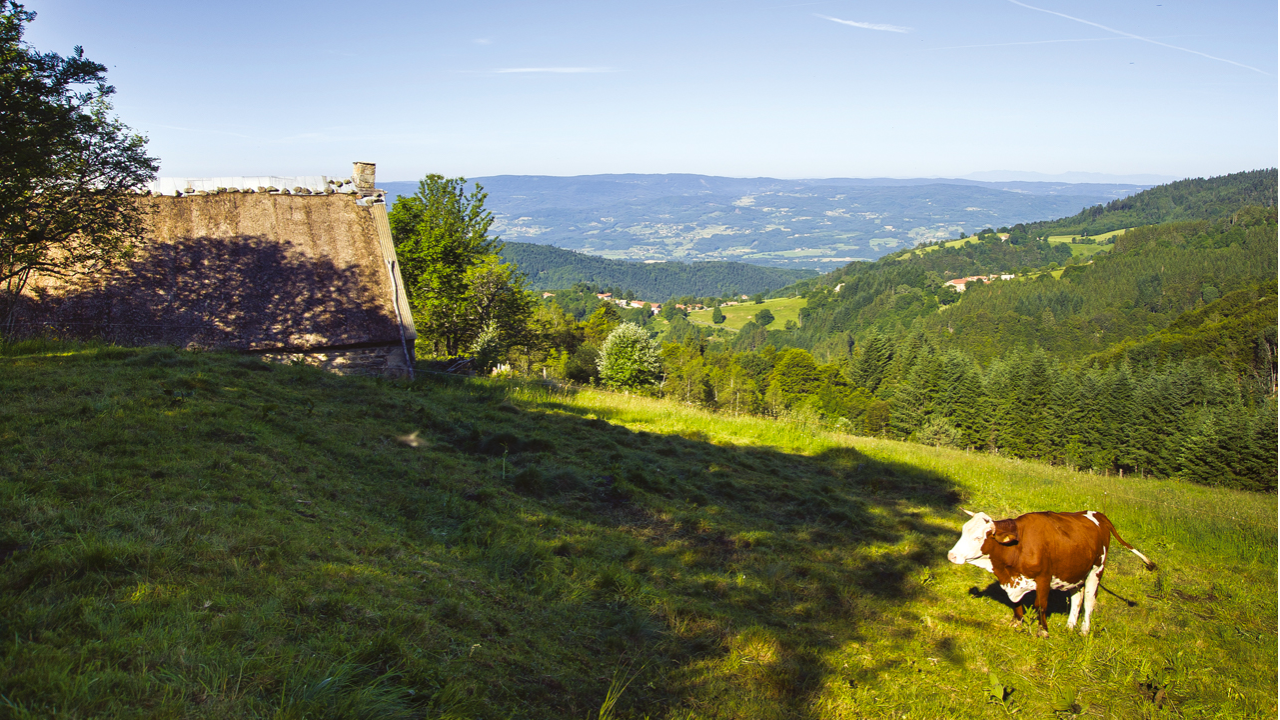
1028,168,1277,237
649,329,1276,492
497,241,813,297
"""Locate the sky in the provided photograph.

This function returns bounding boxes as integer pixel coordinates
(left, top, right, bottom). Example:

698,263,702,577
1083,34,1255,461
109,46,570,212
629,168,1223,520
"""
18,0,1278,182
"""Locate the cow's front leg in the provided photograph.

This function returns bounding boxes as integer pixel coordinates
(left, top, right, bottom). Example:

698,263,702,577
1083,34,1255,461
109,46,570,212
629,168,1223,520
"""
1034,578,1052,637
1010,602,1025,628
1066,588,1083,630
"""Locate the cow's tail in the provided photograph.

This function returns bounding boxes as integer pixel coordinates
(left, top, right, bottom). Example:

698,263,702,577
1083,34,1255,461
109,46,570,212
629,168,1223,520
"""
1104,516,1157,571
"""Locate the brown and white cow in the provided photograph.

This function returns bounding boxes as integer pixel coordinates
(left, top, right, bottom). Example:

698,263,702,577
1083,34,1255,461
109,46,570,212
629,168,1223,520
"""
947,510,1156,637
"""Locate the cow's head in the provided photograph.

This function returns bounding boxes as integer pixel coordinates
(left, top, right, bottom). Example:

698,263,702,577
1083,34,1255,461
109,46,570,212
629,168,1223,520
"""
947,509,1018,564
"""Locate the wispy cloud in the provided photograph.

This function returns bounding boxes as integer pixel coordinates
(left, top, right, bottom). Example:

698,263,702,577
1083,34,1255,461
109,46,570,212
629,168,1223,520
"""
927,37,1128,52
1006,0,1269,75
816,14,910,33
472,38,492,45
493,67,615,74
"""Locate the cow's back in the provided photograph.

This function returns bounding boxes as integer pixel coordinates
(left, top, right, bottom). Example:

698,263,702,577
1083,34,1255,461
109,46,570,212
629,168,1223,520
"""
1003,512,1110,586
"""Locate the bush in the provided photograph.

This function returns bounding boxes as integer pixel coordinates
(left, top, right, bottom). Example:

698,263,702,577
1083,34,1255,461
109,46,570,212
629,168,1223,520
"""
597,323,661,390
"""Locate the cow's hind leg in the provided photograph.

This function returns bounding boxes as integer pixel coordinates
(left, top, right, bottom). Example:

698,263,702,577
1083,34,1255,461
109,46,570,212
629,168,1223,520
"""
1034,578,1052,637
1080,566,1104,635
1066,589,1084,631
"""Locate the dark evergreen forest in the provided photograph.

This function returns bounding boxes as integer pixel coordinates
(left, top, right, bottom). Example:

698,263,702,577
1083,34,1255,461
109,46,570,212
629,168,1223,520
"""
497,241,813,299
1027,168,1277,237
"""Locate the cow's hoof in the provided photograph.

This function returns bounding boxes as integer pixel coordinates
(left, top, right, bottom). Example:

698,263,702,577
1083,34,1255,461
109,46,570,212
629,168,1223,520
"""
1037,629,1049,638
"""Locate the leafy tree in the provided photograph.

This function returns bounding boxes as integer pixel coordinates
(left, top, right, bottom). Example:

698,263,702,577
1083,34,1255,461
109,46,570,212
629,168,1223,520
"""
755,308,775,326
766,348,822,410
662,340,715,406
712,306,725,324
598,322,661,389
458,258,534,361
390,174,512,356
863,400,891,435
583,302,621,344
1,1,159,329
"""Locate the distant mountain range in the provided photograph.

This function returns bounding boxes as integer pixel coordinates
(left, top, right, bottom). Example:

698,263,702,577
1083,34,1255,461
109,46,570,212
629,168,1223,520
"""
961,171,1179,184
381,174,1152,269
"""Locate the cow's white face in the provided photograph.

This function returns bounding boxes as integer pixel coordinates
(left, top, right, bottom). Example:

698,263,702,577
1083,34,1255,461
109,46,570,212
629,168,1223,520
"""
947,511,994,565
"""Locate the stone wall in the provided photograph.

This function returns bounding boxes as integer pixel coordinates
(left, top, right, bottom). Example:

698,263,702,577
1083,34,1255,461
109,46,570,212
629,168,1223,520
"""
15,170,417,378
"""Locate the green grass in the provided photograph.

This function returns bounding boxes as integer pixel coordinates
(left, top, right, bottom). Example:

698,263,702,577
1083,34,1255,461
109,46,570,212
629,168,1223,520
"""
1047,229,1129,244
1047,230,1127,259
687,297,807,331
911,236,984,257
0,343,1275,719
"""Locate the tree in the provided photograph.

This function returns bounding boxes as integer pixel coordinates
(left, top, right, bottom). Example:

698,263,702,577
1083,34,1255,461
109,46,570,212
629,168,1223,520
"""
766,348,822,411
1,1,159,330
712,306,725,324
754,308,775,326
582,302,621,344
389,174,523,356
598,322,661,389
458,257,534,366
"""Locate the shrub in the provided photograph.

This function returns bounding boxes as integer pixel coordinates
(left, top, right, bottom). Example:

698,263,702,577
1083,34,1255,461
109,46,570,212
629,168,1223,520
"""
597,323,660,390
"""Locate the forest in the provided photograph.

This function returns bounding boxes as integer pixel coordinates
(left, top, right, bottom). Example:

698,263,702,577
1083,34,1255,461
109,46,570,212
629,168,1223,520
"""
479,171,1277,493
1024,168,1277,238
496,241,812,298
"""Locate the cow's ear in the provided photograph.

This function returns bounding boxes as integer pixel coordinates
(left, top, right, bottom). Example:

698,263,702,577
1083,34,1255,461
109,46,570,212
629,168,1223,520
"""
993,519,1019,544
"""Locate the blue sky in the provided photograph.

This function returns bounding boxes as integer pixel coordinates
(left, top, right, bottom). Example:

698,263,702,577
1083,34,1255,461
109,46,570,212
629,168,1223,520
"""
19,0,1277,182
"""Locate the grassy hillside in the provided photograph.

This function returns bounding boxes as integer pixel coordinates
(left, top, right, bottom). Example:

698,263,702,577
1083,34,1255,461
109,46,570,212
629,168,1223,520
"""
686,297,807,332
1,343,1275,719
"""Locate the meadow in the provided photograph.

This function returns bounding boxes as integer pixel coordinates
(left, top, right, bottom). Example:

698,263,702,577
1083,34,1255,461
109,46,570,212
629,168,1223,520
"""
0,342,1274,719
687,297,807,332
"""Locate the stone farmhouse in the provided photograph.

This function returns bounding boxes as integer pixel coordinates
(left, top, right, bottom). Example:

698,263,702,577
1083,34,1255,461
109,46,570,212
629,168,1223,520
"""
16,162,417,378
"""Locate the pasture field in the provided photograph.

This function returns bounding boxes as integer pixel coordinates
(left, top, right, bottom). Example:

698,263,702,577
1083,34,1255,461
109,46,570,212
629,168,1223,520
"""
687,296,807,331
911,236,984,257
1047,228,1129,245
0,341,1275,719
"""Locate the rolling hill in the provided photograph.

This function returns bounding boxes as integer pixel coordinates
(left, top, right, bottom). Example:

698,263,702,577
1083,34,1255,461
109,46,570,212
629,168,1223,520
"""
496,241,814,298
772,170,1279,364
383,175,1149,269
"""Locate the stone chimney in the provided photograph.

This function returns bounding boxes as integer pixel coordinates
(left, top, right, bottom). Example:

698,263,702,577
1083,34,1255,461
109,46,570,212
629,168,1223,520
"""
353,162,376,193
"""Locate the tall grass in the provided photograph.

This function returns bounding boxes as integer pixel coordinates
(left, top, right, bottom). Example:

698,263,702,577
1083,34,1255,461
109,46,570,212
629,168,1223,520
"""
0,343,1274,719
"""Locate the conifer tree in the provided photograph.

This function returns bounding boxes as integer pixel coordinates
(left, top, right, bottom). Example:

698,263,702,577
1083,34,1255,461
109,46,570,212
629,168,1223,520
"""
937,351,987,449
851,331,892,392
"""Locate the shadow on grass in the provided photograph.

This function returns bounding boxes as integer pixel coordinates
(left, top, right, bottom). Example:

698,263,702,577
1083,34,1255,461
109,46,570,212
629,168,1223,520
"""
969,581,1077,628
405,374,967,718
0,358,968,720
